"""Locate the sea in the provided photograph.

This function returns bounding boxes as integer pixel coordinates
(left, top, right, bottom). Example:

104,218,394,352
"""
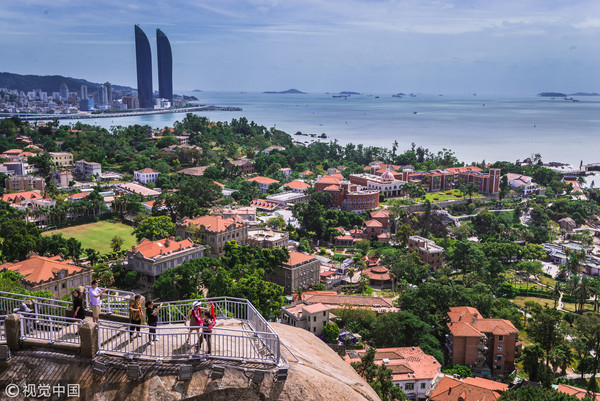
58,92,600,168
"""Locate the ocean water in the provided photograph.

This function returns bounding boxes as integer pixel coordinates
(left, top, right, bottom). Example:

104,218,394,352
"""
61,92,600,166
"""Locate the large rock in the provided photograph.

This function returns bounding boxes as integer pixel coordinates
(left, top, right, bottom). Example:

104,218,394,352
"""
0,323,380,401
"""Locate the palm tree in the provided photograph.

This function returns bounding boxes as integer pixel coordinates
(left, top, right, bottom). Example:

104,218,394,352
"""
574,276,590,313
347,267,356,283
553,282,565,309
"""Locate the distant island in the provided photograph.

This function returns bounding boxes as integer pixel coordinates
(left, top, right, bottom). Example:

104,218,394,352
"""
537,92,567,97
570,92,599,96
0,72,133,93
192,89,202,92
339,91,360,95
263,89,306,94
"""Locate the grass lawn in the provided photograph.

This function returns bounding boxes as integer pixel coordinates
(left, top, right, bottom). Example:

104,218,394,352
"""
43,221,137,254
512,296,555,309
423,189,482,203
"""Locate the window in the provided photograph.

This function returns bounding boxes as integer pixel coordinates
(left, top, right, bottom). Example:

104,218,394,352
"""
405,383,414,391
54,285,58,291
497,345,503,351
497,355,502,361
498,335,504,341
323,312,326,316
313,327,316,332
313,316,316,322
420,383,426,389
62,283,66,289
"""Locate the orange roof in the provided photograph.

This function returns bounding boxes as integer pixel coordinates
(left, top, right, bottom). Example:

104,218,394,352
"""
447,321,483,337
445,166,482,174
302,303,329,314
316,175,342,185
182,215,243,233
179,166,209,176
133,238,196,259
213,181,225,187
2,149,24,155
282,180,311,190
246,176,279,185
284,251,316,266
0,255,85,284
68,192,90,199
364,219,383,227
363,265,391,281
447,306,518,336
323,184,341,191
463,377,507,392
302,293,396,309
429,376,505,401
345,347,441,382
1,191,43,203
299,170,313,176
250,199,279,210
557,384,600,400
370,210,389,218
136,168,159,174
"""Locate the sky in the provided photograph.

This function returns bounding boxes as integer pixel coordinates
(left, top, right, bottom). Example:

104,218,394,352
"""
1,0,599,95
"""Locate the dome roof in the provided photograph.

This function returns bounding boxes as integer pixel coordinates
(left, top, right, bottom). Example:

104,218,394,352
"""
381,168,395,182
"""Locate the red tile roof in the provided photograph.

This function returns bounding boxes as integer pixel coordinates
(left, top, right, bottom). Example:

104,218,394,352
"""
133,238,196,259
302,303,329,314
557,384,600,400
284,251,316,266
370,210,390,219
323,184,341,191
68,192,90,200
429,376,505,401
364,219,383,227
363,265,391,281
135,168,159,174
302,293,396,309
447,307,518,337
2,191,43,203
246,176,279,185
182,215,243,233
282,180,311,190
0,255,85,284
316,175,342,185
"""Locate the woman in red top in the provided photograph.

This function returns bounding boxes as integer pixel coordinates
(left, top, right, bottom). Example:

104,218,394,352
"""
185,301,203,344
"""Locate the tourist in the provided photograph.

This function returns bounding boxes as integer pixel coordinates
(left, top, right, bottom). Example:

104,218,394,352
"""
88,280,108,323
185,301,204,345
198,301,216,354
146,300,162,345
72,289,85,322
129,295,143,342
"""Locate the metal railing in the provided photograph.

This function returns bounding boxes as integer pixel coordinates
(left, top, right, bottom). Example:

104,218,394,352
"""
155,297,250,325
85,286,135,316
0,315,6,342
19,312,81,345
0,290,70,317
97,321,280,364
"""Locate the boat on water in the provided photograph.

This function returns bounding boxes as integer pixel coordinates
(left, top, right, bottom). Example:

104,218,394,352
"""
332,95,349,98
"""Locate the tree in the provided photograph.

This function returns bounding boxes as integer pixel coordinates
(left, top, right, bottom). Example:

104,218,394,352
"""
442,364,473,378
499,175,509,200
85,248,99,266
528,308,564,367
574,313,600,389
133,216,176,241
519,344,545,382
497,386,581,401
516,260,543,295
110,235,124,253
322,322,340,343
0,219,40,262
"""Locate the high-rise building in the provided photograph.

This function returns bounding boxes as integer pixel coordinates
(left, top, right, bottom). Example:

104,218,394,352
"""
156,29,173,104
103,82,113,106
59,83,69,100
80,85,87,100
134,25,153,109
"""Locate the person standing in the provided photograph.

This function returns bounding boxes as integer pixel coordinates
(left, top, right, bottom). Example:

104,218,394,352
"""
88,280,107,323
129,295,142,342
146,300,162,345
72,289,85,321
185,301,203,345
198,301,216,354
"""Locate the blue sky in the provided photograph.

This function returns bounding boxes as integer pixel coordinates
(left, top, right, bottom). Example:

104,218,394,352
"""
1,0,599,94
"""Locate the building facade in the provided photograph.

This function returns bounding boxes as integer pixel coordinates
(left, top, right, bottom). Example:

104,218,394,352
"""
75,160,102,180
0,255,92,299
272,251,320,294
176,215,248,257
156,29,173,104
134,168,160,184
49,152,73,167
247,229,289,248
134,25,153,109
127,237,204,293
280,302,330,335
408,235,444,270
446,307,519,376
5,176,46,192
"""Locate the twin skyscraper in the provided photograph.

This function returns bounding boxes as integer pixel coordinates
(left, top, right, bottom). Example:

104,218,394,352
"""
134,25,172,109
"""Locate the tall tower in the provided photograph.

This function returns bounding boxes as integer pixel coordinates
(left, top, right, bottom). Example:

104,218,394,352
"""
103,82,113,106
156,29,173,104
59,83,69,100
134,25,153,109
80,85,87,100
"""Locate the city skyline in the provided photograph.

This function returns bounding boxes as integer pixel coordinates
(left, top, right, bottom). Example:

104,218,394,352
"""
156,28,173,103
0,1,599,95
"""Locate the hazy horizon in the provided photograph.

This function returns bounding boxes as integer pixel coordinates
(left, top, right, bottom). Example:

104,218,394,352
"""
1,1,599,95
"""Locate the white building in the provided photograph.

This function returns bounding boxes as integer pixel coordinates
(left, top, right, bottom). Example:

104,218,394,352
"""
134,168,160,184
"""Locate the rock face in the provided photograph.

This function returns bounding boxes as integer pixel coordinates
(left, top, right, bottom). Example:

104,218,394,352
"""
0,324,380,401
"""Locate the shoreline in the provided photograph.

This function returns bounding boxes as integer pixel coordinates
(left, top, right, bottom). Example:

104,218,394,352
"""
0,105,242,121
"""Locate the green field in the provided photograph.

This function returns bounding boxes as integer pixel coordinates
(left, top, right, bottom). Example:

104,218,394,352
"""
423,189,481,203
43,221,137,254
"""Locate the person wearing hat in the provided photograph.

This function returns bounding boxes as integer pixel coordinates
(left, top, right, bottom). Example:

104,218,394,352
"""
185,301,204,344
